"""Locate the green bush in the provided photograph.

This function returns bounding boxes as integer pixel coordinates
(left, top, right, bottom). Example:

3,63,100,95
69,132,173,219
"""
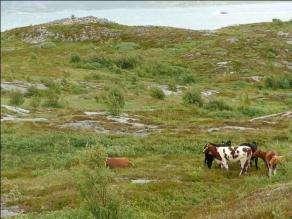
102,87,125,116
150,87,165,100
264,75,291,89
238,106,263,117
9,91,25,106
78,147,107,169
77,168,135,219
204,99,232,111
115,55,138,69
70,53,81,63
182,88,203,106
178,72,195,84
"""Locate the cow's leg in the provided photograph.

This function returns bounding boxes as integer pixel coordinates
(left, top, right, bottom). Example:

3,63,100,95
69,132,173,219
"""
273,166,277,175
269,167,273,177
239,159,249,176
250,158,253,168
221,160,228,171
255,157,259,170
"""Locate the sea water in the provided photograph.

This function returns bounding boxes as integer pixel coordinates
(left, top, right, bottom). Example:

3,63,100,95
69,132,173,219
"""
1,1,292,31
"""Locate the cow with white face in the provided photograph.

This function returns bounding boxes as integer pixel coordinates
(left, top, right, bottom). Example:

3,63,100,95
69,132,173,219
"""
203,143,252,176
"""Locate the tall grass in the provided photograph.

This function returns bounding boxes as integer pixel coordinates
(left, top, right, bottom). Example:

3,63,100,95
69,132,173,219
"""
264,75,291,89
150,87,165,100
9,91,25,106
182,88,203,106
101,86,125,116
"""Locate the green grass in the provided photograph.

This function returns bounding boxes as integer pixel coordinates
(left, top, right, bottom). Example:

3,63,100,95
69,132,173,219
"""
1,19,292,218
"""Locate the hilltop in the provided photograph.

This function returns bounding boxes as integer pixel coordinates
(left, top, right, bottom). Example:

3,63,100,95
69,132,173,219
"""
1,17,292,218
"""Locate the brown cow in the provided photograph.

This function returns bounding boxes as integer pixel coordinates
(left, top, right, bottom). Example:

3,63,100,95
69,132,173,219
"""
105,157,133,169
253,150,283,177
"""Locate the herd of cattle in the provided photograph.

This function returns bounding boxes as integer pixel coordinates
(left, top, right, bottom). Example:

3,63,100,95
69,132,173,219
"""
105,141,283,177
203,141,283,177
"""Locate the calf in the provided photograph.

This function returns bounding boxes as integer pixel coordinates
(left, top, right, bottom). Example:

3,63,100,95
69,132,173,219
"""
239,142,259,169
253,150,283,177
204,141,231,169
203,143,252,176
105,157,133,169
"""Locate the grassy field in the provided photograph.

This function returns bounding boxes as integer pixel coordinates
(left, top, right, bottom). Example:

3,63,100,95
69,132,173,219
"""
1,18,292,218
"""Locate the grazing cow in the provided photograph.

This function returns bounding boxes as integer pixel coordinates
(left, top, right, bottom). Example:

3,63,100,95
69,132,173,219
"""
253,150,283,177
239,142,259,169
105,157,133,169
204,141,231,169
203,143,252,176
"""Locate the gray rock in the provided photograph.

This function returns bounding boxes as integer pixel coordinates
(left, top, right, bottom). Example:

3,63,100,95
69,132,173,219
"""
227,37,238,44
1,115,48,122
1,81,47,94
1,105,30,115
131,179,156,184
277,31,289,38
207,126,257,132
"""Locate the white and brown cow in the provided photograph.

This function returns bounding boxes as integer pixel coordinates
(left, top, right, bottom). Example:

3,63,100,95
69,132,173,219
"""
203,143,252,176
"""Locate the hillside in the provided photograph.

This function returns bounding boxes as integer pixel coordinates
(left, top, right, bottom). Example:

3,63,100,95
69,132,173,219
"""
1,17,292,218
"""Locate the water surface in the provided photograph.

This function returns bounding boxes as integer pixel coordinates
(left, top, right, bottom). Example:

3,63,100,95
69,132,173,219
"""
1,1,292,31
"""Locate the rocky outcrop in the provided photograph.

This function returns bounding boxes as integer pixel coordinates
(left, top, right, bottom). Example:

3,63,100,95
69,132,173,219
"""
48,16,114,26
1,81,47,94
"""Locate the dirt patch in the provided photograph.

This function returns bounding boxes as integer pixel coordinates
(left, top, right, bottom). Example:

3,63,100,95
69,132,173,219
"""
59,112,160,136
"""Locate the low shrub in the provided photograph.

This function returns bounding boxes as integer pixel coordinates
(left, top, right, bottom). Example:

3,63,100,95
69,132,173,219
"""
238,106,263,117
9,91,25,106
204,99,232,111
77,168,135,219
70,53,81,63
115,55,139,69
264,75,291,89
182,88,203,106
150,87,166,100
101,86,125,116
178,72,195,84
79,146,107,169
